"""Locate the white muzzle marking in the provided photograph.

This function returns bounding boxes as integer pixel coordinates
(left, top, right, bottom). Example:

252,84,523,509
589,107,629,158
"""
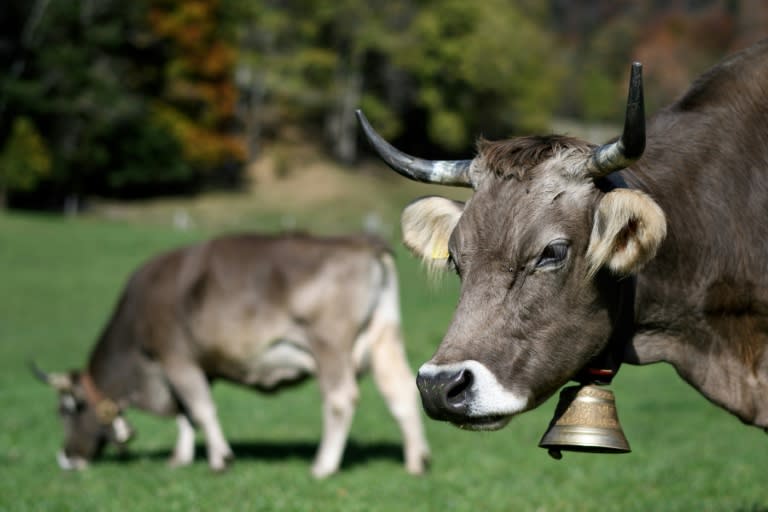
418,360,529,417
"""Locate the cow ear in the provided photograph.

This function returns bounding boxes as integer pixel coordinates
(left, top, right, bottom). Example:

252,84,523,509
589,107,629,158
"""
401,196,465,272
586,189,667,277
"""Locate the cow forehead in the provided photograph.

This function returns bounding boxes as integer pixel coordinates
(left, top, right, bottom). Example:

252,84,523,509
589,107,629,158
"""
459,155,596,245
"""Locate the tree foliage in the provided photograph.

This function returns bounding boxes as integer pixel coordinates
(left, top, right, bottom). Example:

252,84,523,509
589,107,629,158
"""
1,0,764,210
0,116,51,206
398,0,561,148
147,0,246,172
0,0,243,208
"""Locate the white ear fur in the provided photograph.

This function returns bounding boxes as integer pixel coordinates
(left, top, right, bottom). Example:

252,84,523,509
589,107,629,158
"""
587,189,667,277
401,196,464,273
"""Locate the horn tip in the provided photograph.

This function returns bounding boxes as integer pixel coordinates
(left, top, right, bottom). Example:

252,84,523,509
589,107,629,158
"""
28,359,49,383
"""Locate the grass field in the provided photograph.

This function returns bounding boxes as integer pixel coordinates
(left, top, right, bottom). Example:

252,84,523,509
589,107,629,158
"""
1,165,766,511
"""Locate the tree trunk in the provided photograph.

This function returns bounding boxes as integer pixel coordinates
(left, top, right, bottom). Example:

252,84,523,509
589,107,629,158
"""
64,194,79,216
241,23,273,161
245,67,266,160
327,51,364,165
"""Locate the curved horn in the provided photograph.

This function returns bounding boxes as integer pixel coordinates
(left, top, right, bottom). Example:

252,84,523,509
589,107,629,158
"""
586,62,646,177
28,360,72,391
355,110,473,187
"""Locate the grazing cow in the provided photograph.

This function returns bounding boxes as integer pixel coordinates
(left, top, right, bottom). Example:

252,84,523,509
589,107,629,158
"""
356,40,768,434
33,233,430,478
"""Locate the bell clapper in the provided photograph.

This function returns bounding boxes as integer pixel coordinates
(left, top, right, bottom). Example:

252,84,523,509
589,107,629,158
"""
547,448,563,460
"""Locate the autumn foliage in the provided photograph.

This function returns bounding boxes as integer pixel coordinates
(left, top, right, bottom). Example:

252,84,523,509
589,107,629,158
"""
147,0,246,171
1,0,766,210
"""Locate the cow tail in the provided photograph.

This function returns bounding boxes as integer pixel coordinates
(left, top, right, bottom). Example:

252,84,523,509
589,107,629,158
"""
351,250,402,371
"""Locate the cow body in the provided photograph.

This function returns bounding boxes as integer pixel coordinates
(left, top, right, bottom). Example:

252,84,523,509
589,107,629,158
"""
41,233,429,477
622,44,768,426
358,41,768,435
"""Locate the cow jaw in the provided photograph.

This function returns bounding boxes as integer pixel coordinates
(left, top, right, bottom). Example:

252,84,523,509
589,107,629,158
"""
416,360,530,430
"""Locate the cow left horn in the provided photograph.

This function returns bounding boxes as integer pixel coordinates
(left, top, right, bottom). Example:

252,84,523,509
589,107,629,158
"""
28,361,73,391
585,62,646,177
356,110,474,187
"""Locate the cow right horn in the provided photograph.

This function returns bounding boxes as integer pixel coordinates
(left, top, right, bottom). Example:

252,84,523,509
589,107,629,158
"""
29,361,73,391
356,110,474,187
585,62,646,177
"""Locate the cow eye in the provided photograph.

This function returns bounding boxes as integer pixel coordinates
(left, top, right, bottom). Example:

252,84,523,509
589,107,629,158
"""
447,252,461,276
536,241,569,269
59,394,79,414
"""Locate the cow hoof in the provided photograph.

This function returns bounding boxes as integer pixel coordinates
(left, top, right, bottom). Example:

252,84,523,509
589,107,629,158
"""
310,463,337,479
167,456,193,469
406,452,431,475
210,460,229,473
209,451,234,473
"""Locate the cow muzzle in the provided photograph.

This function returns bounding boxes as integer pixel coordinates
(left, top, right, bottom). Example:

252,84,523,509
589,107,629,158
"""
57,450,89,471
416,360,528,430
416,368,471,420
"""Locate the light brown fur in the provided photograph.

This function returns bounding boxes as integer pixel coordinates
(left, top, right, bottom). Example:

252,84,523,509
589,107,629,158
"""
44,233,430,477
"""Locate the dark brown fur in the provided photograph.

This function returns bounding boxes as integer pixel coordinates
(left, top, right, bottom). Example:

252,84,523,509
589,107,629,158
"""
414,40,768,431
621,41,768,425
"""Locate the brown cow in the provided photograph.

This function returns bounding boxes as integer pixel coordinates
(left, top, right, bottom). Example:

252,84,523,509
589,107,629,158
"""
33,233,430,478
357,41,768,434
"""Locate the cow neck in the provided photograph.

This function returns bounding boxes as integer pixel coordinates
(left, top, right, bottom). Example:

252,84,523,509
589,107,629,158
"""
80,371,120,425
576,172,637,386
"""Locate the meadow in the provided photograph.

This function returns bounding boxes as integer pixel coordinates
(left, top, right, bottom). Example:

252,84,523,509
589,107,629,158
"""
0,160,766,511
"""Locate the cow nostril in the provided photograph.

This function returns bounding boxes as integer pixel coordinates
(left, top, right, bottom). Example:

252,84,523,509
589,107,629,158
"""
446,369,473,404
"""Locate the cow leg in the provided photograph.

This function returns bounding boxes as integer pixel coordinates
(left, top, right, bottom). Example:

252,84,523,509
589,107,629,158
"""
168,414,196,467
164,363,233,471
312,354,359,479
370,325,430,474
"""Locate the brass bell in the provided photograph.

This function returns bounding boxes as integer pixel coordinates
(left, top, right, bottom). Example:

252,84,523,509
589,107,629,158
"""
538,384,631,460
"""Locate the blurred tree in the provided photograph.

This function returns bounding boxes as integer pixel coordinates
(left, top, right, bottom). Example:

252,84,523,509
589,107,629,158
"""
396,0,562,151
0,116,51,208
236,0,414,163
2,0,762,210
577,15,640,121
634,6,737,113
0,0,191,208
147,0,246,182
238,0,561,161
0,0,246,209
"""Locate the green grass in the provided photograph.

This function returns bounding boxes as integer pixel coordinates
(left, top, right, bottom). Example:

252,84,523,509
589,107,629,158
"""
1,210,766,512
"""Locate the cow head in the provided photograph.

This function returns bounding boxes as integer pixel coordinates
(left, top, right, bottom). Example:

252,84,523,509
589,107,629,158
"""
358,63,666,431
30,362,134,469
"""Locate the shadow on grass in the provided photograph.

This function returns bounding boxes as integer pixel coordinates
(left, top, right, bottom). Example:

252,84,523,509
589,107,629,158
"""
103,438,403,471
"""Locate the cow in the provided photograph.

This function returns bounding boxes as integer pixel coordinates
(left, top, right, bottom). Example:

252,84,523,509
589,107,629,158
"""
355,40,768,436
32,232,430,478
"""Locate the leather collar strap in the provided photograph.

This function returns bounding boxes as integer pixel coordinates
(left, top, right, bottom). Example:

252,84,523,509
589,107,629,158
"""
80,372,120,424
576,172,637,385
